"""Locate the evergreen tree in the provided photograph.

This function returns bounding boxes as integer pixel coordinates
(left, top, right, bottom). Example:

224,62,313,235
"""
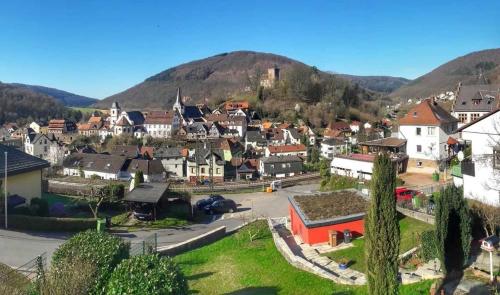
435,185,471,273
365,153,400,295
134,170,144,187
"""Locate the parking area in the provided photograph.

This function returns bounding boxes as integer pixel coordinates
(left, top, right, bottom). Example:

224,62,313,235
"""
191,183,320,220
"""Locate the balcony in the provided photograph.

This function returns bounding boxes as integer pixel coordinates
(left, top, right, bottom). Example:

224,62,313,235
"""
461,160,475,177
450,164,462,178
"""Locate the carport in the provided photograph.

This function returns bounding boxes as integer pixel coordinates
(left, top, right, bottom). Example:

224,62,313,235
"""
123,183,170,220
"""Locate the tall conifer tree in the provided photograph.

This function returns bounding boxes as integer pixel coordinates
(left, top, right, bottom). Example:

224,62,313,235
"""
365,153,400,295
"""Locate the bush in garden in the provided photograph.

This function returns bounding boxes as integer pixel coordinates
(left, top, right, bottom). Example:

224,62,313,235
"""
421,230,438,262
30,198,49,217
52,230,129,294
37,258,97,295
106,254,188,295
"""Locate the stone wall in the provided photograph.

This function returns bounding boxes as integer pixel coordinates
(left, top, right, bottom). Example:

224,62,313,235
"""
397,207,435,225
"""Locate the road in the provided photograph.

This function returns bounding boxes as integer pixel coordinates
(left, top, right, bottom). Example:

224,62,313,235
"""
0,183,319,268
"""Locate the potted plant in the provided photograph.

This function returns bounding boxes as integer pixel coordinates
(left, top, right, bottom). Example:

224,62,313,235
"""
338,258,349,270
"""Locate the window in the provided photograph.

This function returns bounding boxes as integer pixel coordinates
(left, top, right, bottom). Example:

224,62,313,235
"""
216,168,221,174
494,149,500,170
201,168,205,173
470,113,481,121
416,145,422,152
458,113,468,123
416,127,421,136
427,127,435,136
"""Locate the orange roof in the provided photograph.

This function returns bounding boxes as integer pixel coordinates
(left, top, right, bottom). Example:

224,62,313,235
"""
268,144,306,154
225,101,249,110
88,116,102,124
277,122,292,129
140,146,155,158
78,123,91,131
262,121,273,129
447,137,458,145
181,148,189,157
399,99,458,126
323,129,342,138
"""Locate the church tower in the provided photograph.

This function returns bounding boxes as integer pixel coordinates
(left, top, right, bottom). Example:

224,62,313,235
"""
172,87,184,115
110,101,121,126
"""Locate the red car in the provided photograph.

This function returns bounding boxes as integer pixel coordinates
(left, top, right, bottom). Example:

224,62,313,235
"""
395,187,421,202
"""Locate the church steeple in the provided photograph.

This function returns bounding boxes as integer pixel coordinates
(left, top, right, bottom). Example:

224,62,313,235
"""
173,87,184,114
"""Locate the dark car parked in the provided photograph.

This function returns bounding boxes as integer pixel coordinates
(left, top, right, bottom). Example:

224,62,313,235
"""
133,205,154,221
195,194,225,210
204,199,237,215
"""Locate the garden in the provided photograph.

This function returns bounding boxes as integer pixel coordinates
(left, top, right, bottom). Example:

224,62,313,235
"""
174,220,435,294
323,214,433,273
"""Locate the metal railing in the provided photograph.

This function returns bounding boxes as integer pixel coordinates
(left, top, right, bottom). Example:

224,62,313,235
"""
130,233,158,256
0,252,46,294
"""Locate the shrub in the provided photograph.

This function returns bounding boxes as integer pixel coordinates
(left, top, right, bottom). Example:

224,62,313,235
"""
0,214,96,231
37,258,97,295
106,254,188,295
30,198,49,217
321,174,358,191
421,230,438,262
52,230,129,294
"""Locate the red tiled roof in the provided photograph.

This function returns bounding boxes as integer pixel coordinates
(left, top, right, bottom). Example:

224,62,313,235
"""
399,99,458,126
447,137,458,145
225,101,249,110
268,144,306,154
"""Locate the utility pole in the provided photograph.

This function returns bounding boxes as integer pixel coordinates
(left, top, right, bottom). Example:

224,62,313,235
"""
4,151,7,229
195,140,200,184
209,141,214,191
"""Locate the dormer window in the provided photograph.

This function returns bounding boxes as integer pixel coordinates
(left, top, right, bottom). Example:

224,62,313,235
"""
472,99,481,105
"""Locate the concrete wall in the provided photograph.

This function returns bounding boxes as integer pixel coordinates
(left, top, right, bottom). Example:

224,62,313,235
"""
4,170,43,202
157,226,226,256
396,207,435,225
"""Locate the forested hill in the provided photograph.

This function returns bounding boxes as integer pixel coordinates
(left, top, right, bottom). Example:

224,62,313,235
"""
0,83,82,125
11,83,98,107
390,48,500,99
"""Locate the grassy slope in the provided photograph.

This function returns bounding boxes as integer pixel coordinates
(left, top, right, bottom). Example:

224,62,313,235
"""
174,221,433,295
325,216,433,273
0,263,30,294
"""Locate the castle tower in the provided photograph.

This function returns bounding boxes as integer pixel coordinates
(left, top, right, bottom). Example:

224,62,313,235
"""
110,101,121,126
173,87,184,115
268,66,280,82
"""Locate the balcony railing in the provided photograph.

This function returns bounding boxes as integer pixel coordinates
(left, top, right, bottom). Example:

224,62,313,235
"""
461,160,475,177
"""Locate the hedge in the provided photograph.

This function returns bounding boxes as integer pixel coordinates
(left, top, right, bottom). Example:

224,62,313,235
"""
0,214,97,232
421,230,438,262
106,254,188,295
52,230,130,295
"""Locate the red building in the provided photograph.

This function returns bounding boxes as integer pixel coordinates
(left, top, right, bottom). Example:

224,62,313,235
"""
289,190,367,245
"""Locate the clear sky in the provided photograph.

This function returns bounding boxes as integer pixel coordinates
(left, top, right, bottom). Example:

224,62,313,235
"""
1,0,499,98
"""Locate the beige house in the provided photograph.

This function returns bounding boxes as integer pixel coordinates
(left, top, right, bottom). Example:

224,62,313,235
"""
0,144,50,203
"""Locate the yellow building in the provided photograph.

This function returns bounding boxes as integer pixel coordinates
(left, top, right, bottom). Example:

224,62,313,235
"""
0,144,50,203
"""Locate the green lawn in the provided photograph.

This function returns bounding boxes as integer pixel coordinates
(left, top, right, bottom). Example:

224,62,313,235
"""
324,215,433,273
70,106,105,114
174,221,434,294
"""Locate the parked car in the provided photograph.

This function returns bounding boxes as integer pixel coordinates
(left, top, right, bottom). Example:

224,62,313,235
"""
133,205,154,221
395,187,421,202
204,199,237,215
196,194,225,210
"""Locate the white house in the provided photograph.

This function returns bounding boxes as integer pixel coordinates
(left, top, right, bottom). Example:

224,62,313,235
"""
153,147,186,178
320,138,345,159
143,110,181,138
24,133,64,166
398,99,458,171
330,154,376,180
264,144,307,158
454,109,500,206
63,153,128,180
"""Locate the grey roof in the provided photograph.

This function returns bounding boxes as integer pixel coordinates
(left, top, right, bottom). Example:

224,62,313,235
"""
123,183,169,204
454,84,500,112
153,147,183,159
111,101,120,109
321,138,345,146
183,106,204,119
0,144,50,177
287,128,301,139
126,159,165,175
261,155,304,164
63,153,127,174
246,130,267,143
186,122,208,134
188,149,225,165
109,145,140,158
126,111,145,125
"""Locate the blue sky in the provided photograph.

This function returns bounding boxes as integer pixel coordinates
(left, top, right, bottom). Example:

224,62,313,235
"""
0,0,499,98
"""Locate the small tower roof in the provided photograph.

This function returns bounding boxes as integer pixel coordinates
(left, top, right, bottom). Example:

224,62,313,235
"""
175,87,182,105
111,101,120,109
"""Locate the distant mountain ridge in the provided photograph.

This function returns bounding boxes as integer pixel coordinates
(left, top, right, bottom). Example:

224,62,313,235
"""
390,48,500,99
95,51,312,109
11,83,98,107
337,74,411,93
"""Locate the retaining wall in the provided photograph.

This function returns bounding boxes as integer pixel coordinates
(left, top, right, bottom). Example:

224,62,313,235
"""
397,207,435,224
157,226,226,256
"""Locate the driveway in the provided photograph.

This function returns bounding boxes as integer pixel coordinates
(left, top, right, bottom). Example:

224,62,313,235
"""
0,183,319,268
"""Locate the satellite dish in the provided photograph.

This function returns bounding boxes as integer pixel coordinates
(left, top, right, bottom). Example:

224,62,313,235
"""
457,151,464,162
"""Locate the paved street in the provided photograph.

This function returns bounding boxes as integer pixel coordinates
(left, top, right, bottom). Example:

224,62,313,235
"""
0,183,319,268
